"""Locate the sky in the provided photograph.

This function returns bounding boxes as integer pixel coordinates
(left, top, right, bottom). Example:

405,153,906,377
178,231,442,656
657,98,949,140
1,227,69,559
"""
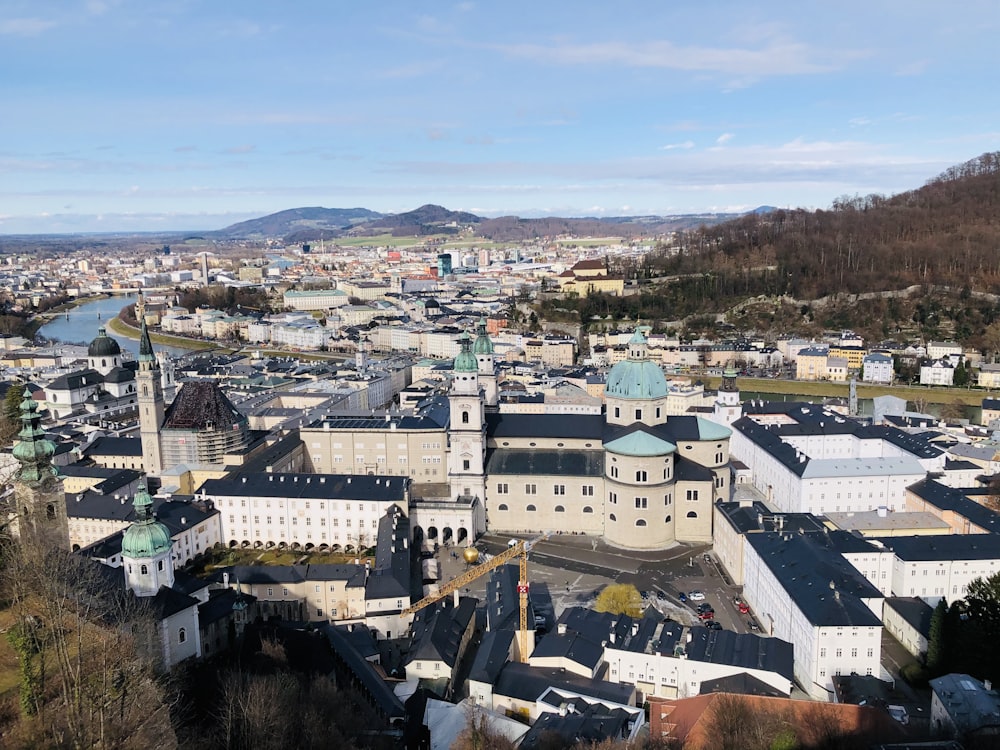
2,1,1000,234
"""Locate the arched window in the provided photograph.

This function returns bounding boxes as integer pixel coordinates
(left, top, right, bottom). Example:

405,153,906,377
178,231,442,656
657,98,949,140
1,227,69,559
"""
497,504,508,511
102,358,106,367
582,506,594,513
526,504,536,512
157,560,164,571
140,564,148,575
636,470,647,482
554,505,565,512
665,515,672,522
609,513,616,522
178,628,187,644
635,519,647,527
461,411,469,424
686,511,698,518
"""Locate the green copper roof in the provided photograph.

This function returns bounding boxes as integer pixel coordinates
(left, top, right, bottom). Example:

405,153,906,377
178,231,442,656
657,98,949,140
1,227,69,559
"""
605,359,669,400
696,417,732,441
121,484,172,558
13,396,58,486
604,430,676,457
473,318,494,355
137,294,155,362
453,332,478,372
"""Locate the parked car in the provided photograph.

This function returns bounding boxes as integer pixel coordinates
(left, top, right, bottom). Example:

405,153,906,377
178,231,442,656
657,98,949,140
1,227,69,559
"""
678,592,688,603
703,553,711,563
688,590,706,601
747,619,761,632
698,610,716,620
738,602,750,614
696,603,714,613
706,621,724,630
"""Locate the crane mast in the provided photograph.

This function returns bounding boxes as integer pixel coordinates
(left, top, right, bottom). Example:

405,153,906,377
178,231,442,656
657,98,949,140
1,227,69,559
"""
401,537,544,663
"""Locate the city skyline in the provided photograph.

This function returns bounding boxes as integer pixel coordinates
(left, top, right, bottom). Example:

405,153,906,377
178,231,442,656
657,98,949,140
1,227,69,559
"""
2,1,999,234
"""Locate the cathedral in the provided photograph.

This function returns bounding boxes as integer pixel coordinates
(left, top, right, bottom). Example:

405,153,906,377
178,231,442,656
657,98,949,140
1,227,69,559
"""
290,322,733,550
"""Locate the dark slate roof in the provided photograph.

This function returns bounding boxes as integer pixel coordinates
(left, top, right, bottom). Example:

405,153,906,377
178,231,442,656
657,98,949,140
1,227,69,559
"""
908,478,1000,534
324,624,405,720
198,587,257,627
874,534,1000,562
232,431,304,475
530,632,604,670
673,455,715,482
484,449,604,477
83,436,143,457
486,563,536,632
486,412,605,440
406,596,477,668
983,398,1000,410
198,473,408,502
468,630,514,685
493,662,634,705
67,491,217,535
163,380,247,430
46,368,104,391
366,505,411,601
699,672,788,697
557,606,658,655
683,626,794,682
212,564,367,587
518,702,633,750
885,597,934,637
151,585,200,619
655,621,685,655
103,366,136,384
745,532,883,627
310,396,449,431
715,501,827,535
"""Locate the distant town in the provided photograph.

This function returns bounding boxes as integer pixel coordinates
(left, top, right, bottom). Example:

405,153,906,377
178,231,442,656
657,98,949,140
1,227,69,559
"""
3,219,1000,749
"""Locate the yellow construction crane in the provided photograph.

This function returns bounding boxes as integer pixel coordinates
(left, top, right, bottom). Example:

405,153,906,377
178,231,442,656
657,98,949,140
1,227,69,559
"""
400,534,548,663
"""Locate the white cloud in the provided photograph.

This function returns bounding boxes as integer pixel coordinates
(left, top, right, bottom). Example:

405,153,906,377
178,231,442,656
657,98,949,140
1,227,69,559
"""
716,133,734,145
659,141,694,150
0,17,56,35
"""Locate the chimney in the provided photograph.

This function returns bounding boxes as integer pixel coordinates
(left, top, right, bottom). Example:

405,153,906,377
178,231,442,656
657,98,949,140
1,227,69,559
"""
558,622,567,635
223,572,230,587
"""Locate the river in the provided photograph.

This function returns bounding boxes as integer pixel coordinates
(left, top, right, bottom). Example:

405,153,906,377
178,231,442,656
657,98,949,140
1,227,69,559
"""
37,294,199,359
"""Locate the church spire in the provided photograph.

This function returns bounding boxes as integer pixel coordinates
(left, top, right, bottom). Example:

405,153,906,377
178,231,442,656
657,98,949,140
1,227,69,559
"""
13,395,58,487
136,292,155,363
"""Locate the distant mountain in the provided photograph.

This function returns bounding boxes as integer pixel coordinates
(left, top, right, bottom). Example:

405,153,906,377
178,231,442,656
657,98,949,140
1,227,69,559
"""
215,203,740,243
214,207,383,240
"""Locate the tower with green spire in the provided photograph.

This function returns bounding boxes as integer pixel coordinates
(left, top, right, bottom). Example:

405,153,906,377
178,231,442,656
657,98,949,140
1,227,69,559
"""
473,317,499,407
11,395,68,549
136,293,165,477
121,483,174,596
449,330,486,502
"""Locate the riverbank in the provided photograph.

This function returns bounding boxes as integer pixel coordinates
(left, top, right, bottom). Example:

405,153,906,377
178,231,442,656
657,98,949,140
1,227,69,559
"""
106,316,224,353
26,293,113,339
701,375,997,408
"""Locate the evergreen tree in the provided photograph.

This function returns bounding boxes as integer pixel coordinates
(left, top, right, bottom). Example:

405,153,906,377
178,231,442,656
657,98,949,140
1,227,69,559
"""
926,598,947,674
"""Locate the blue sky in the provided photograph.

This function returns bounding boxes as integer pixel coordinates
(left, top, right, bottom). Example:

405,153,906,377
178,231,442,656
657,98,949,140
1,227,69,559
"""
2,1,999,233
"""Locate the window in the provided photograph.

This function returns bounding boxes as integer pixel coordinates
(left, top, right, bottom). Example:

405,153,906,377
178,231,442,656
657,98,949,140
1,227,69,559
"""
635,497,648,509
267,587,274,597
610,465,619,478
636,470,647,482
609,513,616,522
656,407,661,419
664,494,672,506
140,564,148,575
851,648,857,658
609,492,617,504
835,649,842,658
686,489,699,502
526,504,536,512
525,483,537,495
462,411,469,424
554,505,565,512
497,504,509,511
582,485,594,496
178,628,186,644
820,648,826,658
665,515,671,522
497,483,509,494
635,519,647,527
614,407,620,418
686,511,697,518
635,408,642,420
583,506,594,513
317,608,323,617
463,459,470,470
157,560,164,571
715,452,724,463
554,485,566,495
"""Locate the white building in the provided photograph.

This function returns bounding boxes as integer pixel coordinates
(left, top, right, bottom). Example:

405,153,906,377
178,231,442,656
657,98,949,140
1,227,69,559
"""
862,352,895,384
920,360,955,386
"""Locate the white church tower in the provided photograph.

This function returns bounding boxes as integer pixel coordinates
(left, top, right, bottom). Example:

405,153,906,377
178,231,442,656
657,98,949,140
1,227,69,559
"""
714,366,743,426
121,484,174,596
136,294,165,477
473,317,499,408
448,332,486,502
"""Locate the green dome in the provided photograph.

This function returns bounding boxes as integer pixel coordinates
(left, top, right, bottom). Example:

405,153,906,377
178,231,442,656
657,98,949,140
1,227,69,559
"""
121,485,172,558
454,332,478,373
88,327,121,358
473,318,494,355
605,359,668,400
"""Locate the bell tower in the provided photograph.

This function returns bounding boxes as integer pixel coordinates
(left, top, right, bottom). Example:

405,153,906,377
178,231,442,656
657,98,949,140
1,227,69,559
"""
448,332,486,501
11,395,68,550
714,366,743,426
136,293,165,477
